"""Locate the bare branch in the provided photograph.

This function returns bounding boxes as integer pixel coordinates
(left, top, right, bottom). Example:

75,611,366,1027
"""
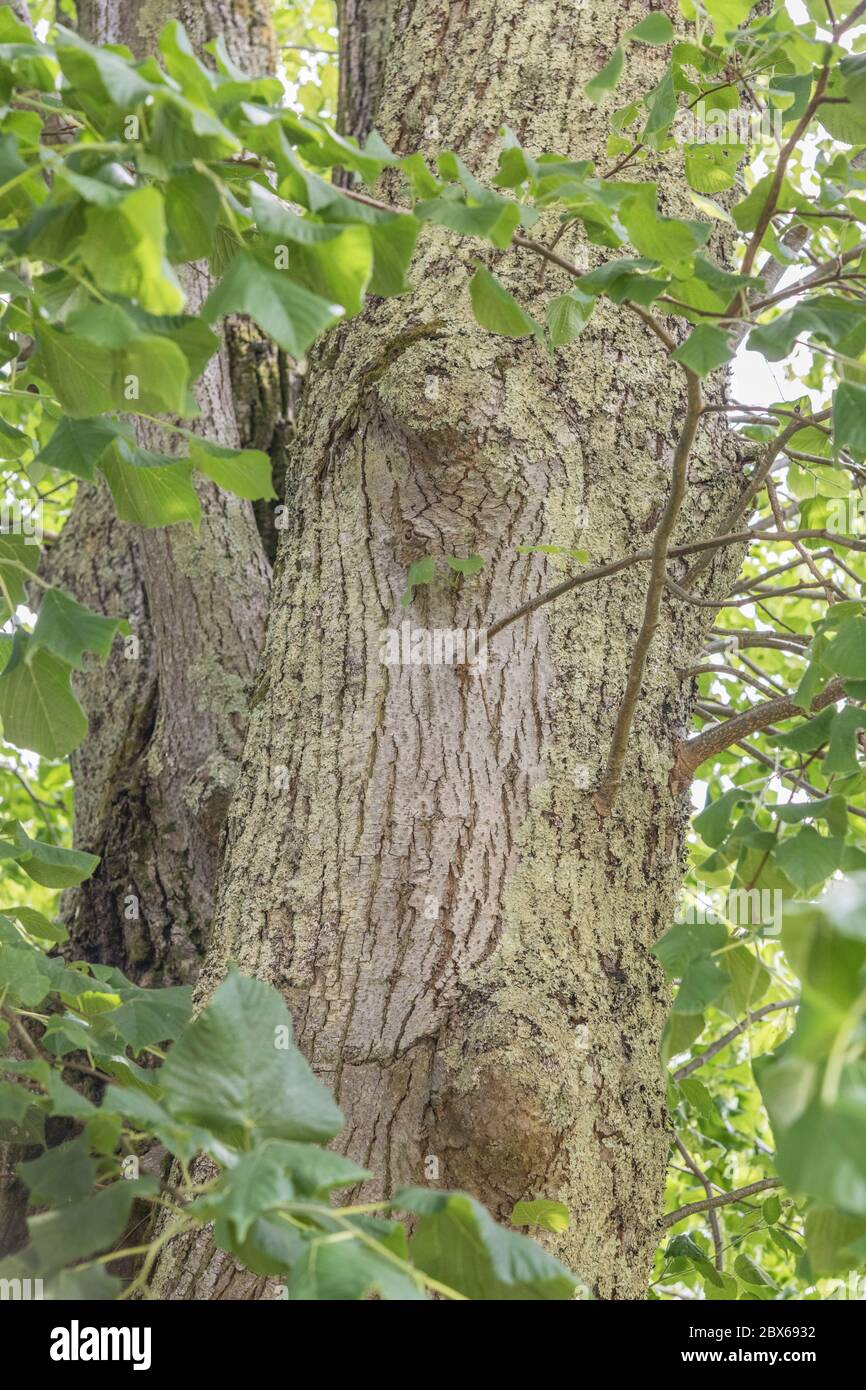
662,1178,781,1229
673,1000,797,1082
674,1137,724,1270
489,528,866,643
671,676,848,791
594,358,702,816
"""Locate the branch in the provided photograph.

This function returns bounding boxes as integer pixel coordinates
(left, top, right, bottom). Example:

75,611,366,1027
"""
731,738,866,821
673,1000,798,1082
674,1136,724,1271
671,675,848,791
593,340,702,815
735,63,831,287
662,1178,781,1229
489,523,866,643
749,238,866,314
681,418,812,588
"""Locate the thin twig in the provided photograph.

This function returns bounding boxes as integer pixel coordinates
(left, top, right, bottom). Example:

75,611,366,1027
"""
674,1137,725,1271
673,1001,797,1082
662,1178,781,1229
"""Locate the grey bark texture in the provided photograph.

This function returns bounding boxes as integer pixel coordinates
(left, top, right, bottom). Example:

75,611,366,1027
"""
156,0,747,1299
48,0,279,987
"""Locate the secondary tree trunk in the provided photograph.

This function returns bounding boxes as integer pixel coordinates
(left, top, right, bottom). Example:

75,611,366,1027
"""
50,0,278,987
161,0,746,1299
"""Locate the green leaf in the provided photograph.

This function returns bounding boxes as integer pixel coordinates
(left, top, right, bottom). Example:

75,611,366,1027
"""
55,28,157,111
394,1187,578,1300
762,1194,782,1225
704,0,753,33
819,62,866,144
80,187,183,315
775,703,836,753
270,1141,369,1198
719,945,770,1015
92,969,191,1051
35,416,131,482
546,288,595,347
734,1252,774,1287
824,617,866,679
5,906,67,943
443,554,484,578
774,795,848,838
585,46,624,102
414,193,520,251
620,198,706,276
159,969,343,1147
250,184,374,316
824,705,866,776
203,250,342,359
34,323,190,419
654,919,728,977
288,1223,424,1301
0,944,51,1006
13,823,98,888
194,1143,299,1243
18,1138,96,1208
670,324,734,377
643,66,677,137
99,440,201,529
0,532,38,612
31,589,127,671
0,633,87,759
805,1207,866,1275
774,828,845,894
187,438,276,501
25,1177,157,1275
401,556,435,607
654,919,729,1014
164,170,220,262
106,1087,212,1165
510,1198,570,1233
627,15,675,43
684,143,741,194
0,1079,35,1124
469,264,540,339
834,383,866,461
694,787,752,848
680,1076,717,1122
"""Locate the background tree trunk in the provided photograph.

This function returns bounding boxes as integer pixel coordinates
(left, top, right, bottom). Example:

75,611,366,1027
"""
50,0,280,987
163,0,746,1299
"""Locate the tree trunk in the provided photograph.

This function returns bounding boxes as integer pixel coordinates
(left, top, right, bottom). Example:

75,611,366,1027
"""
50,0,279,987
166,0,746,1299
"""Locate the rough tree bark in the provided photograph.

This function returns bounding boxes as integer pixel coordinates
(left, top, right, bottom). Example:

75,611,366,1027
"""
157,0,747,1299
50,0,279,987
